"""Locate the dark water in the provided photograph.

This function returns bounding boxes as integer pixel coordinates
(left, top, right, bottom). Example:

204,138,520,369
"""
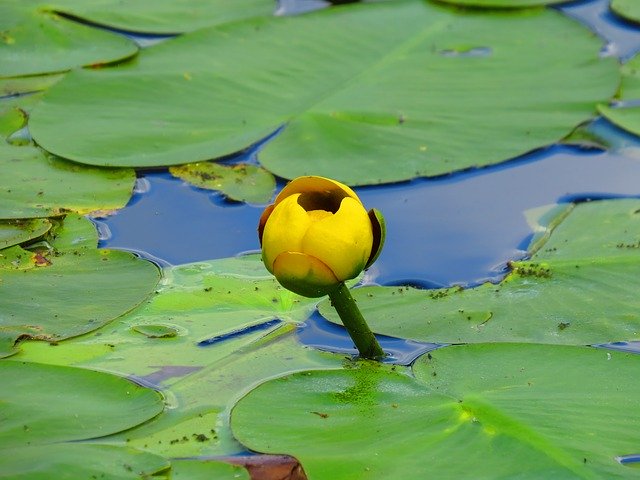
93,0,640,357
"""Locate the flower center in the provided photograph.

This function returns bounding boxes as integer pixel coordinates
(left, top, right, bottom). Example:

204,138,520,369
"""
297,190,348,213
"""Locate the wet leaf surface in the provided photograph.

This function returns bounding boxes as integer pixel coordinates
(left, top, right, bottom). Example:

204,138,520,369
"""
29,1,617,183
232,345,640,479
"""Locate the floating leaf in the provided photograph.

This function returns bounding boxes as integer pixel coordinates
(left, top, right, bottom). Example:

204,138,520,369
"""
0,74,65,96
41,0,274,34
0,2,138,78
0,360,167,478
0,218,50,249
0,361,164,446
0,143,135,219
611,0,640,25
599,54,640,135
232,344,640,479
0,444,169,480
170,162,275,203
0,214,160,357
0,98,27,139
320,199,640,344
29,1,617,184
132,323,179,338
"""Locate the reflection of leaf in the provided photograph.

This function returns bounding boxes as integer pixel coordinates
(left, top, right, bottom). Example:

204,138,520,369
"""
0,214,160,357
232,344,640,479
0,143,135,219
170,162,275,203
29,1,616,183
320,199,640,345
0,361,168,478
0,3,137,78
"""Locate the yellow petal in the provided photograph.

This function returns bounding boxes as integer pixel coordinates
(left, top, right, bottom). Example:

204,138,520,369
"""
301,197,373,281
272,252,339,298
261,194,310,273
274,176,361,207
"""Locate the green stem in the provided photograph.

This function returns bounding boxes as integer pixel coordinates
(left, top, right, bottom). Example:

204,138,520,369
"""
328,282,385,360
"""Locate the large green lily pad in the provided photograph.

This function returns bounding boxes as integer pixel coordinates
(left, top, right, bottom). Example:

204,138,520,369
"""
320,199,640,344
0,218,50,249
0,360,168,479
169,162,275,203
0,2,138,78
599,54,640,135
611,0,640,24
0,143,135,219
231,344,640,479
0,214,160,357
29,1,617,184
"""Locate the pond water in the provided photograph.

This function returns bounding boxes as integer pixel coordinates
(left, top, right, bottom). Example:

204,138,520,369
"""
93,0,640,359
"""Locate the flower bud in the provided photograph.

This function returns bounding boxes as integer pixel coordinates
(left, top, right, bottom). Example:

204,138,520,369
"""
258,176,385,298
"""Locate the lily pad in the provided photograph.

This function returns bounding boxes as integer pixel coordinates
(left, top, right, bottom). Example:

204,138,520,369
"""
0,74,65,96
29,1,617,184
0,218,50,249
0,143,136,219
231,344,640,479
170,162,275,203
611,0,640,25
41,0,274,34
0,360,164,446
0,214,160,357
320,199,640,344
599,54,640,135
0,360,168,478
0,444,169,480
0,2,138,78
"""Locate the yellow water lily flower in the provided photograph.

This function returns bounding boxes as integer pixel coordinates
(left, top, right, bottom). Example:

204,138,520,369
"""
258,176,385,298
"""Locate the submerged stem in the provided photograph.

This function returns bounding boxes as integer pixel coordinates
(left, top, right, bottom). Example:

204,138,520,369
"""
328,282,385,360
